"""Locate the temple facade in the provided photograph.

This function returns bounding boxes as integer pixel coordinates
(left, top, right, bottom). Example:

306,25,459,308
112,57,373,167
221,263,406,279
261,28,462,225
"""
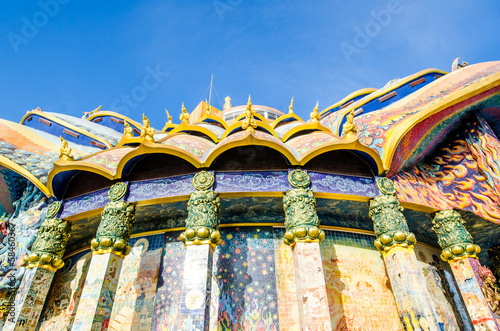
0,60,499,330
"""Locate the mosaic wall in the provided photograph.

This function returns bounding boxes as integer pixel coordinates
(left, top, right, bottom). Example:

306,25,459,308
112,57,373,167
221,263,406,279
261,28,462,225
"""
70,252,123,330
34,226,487,330
150,227,280,330
273,228,473,330
209,226,280,330
39,250,92,330
108,234,164,331
449,258,499,330
393,118,500,225
414,245,472,330
320,231,402,330
0,183,46,291
273,235,300,330
150,231,185,330
3,267,54,331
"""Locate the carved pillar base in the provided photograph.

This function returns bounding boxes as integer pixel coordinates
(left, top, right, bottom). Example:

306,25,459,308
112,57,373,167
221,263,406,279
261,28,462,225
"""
382,246,449,331
71,253,124,331
177,244,213,330
292,241,332,330
449,258,499,330
3,267,55,331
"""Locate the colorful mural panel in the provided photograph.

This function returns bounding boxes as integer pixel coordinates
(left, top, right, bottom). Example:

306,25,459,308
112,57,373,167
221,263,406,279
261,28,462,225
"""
414,244,472,330
39,250,92,331
3,267,54,331
178,244,213,330
0,183,46,291
273,234,300,330
71,253,123,330
393,134,500,224
210,226,280,330
108,234,164,331
319,230,402,330
150,231,185,330
449,258,499,330
355,61,500,165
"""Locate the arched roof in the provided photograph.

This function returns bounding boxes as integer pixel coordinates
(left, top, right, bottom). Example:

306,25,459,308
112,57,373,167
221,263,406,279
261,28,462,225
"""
355,61,500,176
3,61,500,227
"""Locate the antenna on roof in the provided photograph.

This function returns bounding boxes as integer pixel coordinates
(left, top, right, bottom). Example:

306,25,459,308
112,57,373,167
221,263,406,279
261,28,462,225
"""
208,74,214,108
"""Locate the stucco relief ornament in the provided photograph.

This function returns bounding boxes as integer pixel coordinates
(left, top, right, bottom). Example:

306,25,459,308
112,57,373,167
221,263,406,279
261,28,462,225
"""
23,201,70,272
140,114,155,143
283,169,325,246
59,136,74,161
180,171,222,248
432,209,480,262
369,177,416,252
91,182,135,258
180,102,190,123
310,102,320,123
123,120,134,138
342,110,358,139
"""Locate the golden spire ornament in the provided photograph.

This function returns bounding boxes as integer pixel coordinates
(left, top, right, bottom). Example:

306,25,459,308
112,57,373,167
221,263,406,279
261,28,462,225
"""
289,97,294,114
123,120,134,138
343,110,358,138
140,114,155,143
59,136,74,161
165,109,172,124
310,102,320,123
180,102,190,123
242,95,257,134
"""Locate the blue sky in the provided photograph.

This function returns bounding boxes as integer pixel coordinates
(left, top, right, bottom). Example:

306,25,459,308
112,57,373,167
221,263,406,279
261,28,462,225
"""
0,0,499,128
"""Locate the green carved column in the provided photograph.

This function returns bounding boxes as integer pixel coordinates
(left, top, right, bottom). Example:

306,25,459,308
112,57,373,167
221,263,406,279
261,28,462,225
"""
369,178,451,330
4,201,70,331
432,210,499,329
282,169,331,330
177,171,221,330
71,182,135,331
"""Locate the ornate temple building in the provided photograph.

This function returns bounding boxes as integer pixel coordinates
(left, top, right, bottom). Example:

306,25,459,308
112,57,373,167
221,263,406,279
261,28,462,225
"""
0,59,499,330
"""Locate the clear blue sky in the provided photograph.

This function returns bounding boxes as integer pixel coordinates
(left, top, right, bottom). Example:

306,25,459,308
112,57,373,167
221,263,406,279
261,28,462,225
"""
0,0,499,128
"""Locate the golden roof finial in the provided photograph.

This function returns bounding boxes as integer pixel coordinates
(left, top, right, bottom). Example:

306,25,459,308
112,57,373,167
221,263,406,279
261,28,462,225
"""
165,109,172,124
242,95,257,134
140,114,155,143
343,110,358,139
180,102,190,123
289,97,294,114
310,102,320,123
123,120,134,138
59,136,74,161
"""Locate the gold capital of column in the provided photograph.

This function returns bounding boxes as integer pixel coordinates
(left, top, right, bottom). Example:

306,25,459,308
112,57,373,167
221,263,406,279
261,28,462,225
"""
283,169,325,247
22,201,70,272
432,209,481,262
180,171,222,248
369,177,416,253
90,182,135,258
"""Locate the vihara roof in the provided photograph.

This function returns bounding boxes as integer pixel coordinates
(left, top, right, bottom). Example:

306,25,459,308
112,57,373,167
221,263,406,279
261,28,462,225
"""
0,60,499,227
